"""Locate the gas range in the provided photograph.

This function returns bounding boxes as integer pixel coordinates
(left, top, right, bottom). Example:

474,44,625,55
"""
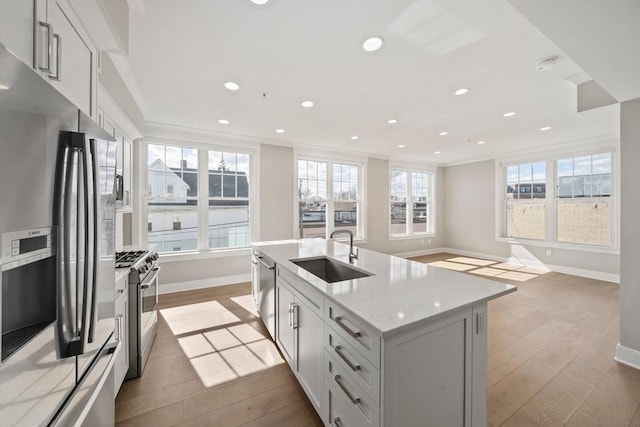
115,249,159,284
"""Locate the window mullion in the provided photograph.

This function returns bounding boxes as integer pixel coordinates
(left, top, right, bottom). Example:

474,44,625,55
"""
406,171,413,234
198,149,208,250
326,162,334,237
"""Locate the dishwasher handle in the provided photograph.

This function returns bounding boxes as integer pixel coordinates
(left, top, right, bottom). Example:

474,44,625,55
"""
257,256,275,270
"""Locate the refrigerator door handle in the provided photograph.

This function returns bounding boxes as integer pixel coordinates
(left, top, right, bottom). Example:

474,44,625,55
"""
87,139,99,343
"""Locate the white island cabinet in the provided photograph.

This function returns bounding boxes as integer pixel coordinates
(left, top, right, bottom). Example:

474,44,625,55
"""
252,239,516,427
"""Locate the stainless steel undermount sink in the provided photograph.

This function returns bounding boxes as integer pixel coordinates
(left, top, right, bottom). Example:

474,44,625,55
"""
290,256,373,283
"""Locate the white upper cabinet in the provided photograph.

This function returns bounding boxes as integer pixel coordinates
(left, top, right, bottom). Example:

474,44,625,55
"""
0,0,35,67
0,0,97,118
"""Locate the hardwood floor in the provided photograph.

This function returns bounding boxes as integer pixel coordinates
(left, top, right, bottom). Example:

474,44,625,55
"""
116,253,640,426
115,283,323,427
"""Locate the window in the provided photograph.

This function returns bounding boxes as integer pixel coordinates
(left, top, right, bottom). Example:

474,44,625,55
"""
146,143,253,254
505,162,546,240
296,158,363,239
390,167,434,237
556,153,611,246
499,150,615,249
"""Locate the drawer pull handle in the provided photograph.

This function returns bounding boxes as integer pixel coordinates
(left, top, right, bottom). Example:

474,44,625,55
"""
335,345,360,371
334,375,360,405
335,316,362,338
334,417,344,427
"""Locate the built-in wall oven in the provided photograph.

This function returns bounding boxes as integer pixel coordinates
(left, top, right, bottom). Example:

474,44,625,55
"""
115,249,159,379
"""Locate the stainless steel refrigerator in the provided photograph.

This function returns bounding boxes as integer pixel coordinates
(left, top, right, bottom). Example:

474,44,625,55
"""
0,43,118,426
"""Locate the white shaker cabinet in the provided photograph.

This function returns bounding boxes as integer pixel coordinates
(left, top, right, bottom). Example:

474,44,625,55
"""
276,267,325,413
0,0,97,118
113,273,129,397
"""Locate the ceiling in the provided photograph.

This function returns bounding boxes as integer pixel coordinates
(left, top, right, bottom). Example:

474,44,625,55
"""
123,0,629,165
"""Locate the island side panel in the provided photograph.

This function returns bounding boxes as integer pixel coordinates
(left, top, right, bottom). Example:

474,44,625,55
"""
472,302,488,427
382,307,473,427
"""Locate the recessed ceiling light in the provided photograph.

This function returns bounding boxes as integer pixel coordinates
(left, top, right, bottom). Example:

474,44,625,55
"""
275,129,285,133
439,131,448,136
454,88,469,95
0,84,9,90
477,141,486,145
351,136,359,140
540,126,552,131
218,119,230,125
363,36,384,52
536,56,557,72
387,119,398,124
250,0,269,5
503,111,516,117
398,144,405,148
301,100,314,108
435,151,441,154
224,81,240,91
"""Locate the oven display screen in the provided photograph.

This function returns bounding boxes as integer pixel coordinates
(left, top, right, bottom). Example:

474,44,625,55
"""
20,236,47,254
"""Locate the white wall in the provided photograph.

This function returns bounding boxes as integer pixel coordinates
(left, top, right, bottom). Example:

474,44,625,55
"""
618,98,640,367
443,159,619,278
260,144,294,241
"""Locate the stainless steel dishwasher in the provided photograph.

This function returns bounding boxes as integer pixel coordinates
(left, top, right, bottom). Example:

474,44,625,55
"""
252,250,276,339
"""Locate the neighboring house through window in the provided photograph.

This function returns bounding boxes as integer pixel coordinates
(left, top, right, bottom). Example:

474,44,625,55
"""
146,143,253,253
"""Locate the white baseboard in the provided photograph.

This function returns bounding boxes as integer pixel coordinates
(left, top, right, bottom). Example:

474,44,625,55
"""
393,247,446,259
615,344,640,370
159,273,251,295
439,247,619,283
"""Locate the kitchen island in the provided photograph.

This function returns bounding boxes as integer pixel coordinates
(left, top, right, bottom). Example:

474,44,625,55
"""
252,239,516,427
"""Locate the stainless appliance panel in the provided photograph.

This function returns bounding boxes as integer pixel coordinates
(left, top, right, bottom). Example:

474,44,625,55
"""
0,42,117,426
258,254,276,340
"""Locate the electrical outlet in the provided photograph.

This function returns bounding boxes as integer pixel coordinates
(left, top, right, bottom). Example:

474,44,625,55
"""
546,249,552,256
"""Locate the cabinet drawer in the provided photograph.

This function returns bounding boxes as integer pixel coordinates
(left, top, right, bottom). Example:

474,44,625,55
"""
325,302,381,368
326,326,380,404
277,266,324,316
326,364,379,427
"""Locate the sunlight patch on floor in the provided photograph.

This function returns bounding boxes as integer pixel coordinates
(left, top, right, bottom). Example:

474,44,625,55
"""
425,256,549,282
166,301,283,388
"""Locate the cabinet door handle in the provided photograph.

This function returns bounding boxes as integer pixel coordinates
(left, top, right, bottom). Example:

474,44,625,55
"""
292,303,299,329
288,303,293,327
49,33,62,81
114,315,121,342
334,375,360,405
334,417,344,427
334,345,360,371
38,21,53,73
334,316,362,338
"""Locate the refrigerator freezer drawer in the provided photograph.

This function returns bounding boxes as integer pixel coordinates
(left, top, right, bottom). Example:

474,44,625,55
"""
51,341,117,427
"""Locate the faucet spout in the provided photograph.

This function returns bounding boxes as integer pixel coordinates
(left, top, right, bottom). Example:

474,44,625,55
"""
330,230,358,263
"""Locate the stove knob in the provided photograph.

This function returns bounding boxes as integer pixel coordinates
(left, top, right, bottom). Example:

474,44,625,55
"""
138,265,147,275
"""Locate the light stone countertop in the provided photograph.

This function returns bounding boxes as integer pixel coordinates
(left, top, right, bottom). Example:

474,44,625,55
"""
253,239,516,337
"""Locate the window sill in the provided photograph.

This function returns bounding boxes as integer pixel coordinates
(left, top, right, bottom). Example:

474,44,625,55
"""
158,247,252,263
495,237,620,255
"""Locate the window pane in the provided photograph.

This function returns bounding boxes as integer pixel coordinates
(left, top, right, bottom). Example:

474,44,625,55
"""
209,173,222,197
183,148,198,169
557,158,573,177
148,205,198,253
557,199,610,246
222,152,236,172
298,160,327,238
574,156,591,176
209,151,223,172
519,163,532,182
558,176,573,198
532,162,546,181
223,175,236,197
208,204,249,249
506,165,518,184
506,200,545,240
390,169,408,234
334,201,357,236
237,153,250,174
182,172,198,197
412,202,427,234
592,153,611,174
165,146,181,168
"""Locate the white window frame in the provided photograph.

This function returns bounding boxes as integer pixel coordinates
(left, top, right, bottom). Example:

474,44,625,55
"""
141,137,259,259
388,162,437,240
495,146,619,254
293,148,367,242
